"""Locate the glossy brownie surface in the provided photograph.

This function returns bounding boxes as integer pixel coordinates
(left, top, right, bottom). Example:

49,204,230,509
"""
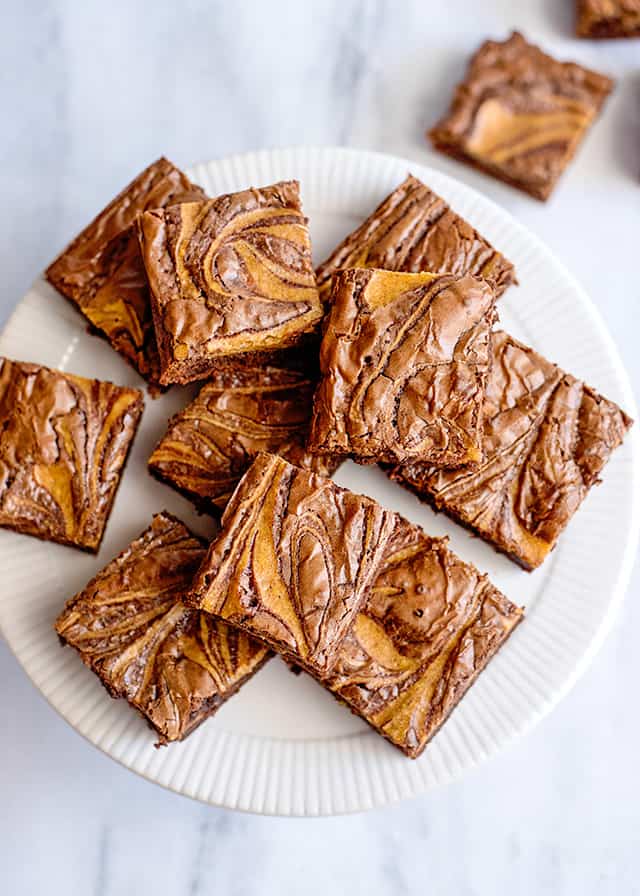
389,331,632,570
429,32,614,200
46,157,205,383
138,181,323,385
326,518,523,757
149,350,339,513
315,174,515,301
0,357,143,551
55,513,271,743
309,268,495,466
186,453,396,676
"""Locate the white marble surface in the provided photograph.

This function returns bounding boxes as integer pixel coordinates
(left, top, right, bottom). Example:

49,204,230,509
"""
1,0,639,892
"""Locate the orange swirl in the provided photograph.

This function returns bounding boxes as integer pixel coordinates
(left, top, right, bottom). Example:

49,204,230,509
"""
55,513,270,743
0,358,143,551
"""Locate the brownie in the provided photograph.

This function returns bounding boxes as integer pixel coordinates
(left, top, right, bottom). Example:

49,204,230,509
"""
138,181,323,386
0,357,144,552
192,339,320,390
429,32,614,201
308,268,495,466
185,452,397,677
149,351,340,513
55,513,271,744
389,331,632,571
577,0,640,36
46,158,205,385
315,174,515,304
326,518,523,758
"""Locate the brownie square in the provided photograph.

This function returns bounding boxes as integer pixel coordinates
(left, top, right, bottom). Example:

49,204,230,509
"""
46,158,205,385
389,331,632,570
55,513,271,744
308,268,495,466
326,518,523,758
429,32,614,200
149,350,340,513
315,174,516,304
186,452,396,677
0,357,144,552
138,181,323,385
577,0,640,37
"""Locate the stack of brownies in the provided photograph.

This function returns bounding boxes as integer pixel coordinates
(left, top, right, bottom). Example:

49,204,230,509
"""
0,33,632,759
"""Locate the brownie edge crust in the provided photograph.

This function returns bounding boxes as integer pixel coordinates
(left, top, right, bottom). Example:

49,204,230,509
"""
315,174,516,302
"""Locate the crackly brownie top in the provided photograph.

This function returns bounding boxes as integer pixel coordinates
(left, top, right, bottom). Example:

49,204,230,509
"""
315,174,515,303
326,518,523,757
577,0,640,36
55,512,271,743
308,268,495,466
46,157,205,383
0,357,143,551
186,452,396,676
149,352,338,512
138,181,323,384
429,32,614,198
393,331,632,570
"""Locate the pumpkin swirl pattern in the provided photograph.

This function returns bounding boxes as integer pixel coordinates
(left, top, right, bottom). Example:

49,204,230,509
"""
309,268,496,467
55,513,271,743
326,519,523,758
315,174,516,303
138,181,323,385
46,157,205,383
149,355,338,513
390,332,632,570
186,453,396,676
429,32,614,200
0,357,143,551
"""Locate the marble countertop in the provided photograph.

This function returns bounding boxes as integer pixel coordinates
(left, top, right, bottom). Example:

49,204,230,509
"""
2,1,639,892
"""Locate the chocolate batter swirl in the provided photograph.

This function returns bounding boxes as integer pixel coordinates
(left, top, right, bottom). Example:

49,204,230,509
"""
149,355,338,513
138,181,323,385
55,513,271,743
327,519,523,758
309,268,496,467
315,174,516,303
187,453,397,676
0,357,143,551
390,332,632,570
46,157,205,384
429,32,614,200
